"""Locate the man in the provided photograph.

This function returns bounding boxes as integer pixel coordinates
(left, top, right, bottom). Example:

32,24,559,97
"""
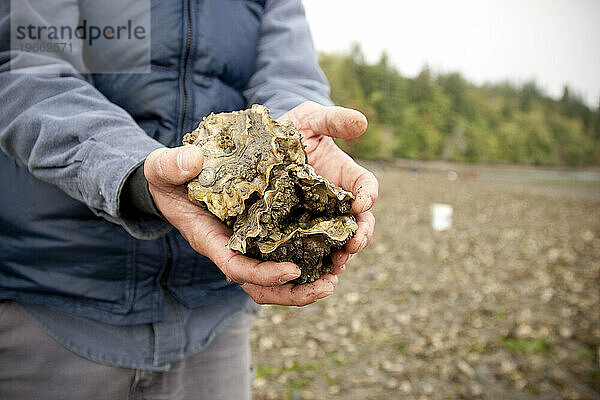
0,1,377,398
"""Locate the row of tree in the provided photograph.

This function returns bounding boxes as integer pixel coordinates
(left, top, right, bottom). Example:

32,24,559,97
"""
319,46,600,166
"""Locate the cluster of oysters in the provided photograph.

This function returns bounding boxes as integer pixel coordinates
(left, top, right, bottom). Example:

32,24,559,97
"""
183,105,357,284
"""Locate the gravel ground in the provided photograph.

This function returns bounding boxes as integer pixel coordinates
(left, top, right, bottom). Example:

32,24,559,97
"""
250,161,600,400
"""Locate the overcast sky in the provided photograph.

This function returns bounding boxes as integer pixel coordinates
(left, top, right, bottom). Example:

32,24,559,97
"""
303,0,600,107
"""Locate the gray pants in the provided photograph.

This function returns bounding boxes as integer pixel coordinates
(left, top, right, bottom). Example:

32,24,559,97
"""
0,301,254,400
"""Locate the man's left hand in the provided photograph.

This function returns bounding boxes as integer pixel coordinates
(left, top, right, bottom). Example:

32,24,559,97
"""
277,101,378,275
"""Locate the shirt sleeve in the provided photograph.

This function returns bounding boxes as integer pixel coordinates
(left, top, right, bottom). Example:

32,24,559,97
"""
243,0,334,119
0,1,171,240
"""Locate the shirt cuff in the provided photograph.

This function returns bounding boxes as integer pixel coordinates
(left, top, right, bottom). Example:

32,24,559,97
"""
115,158,173,240
121,164,164,218
78,130,172,240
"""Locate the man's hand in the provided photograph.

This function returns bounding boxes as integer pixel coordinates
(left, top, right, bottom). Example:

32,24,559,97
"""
144,145,338,306
279,101,378,275
144,101,378,306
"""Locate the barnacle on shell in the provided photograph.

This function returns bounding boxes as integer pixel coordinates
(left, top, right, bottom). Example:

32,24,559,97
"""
183,104,357,284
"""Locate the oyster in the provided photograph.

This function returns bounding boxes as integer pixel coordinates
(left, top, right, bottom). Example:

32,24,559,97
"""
183,105,357,284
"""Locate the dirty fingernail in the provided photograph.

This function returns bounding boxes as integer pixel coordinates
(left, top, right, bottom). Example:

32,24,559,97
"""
279,273,300,284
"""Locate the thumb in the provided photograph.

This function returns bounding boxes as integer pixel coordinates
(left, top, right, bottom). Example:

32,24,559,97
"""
287,101,368,139
144,145,204,186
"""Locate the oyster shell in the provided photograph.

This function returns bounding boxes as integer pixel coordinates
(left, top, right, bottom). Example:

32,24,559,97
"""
184,104,357,284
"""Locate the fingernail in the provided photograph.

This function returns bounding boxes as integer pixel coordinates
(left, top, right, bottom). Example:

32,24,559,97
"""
316,291,333,300
279,273,300,284
358,236,368,251
340,253,351,265
177,146,193,172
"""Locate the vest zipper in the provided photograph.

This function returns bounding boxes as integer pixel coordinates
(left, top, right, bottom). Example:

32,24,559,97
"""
180,0,193,133
160,237,173,288
165,0,191,288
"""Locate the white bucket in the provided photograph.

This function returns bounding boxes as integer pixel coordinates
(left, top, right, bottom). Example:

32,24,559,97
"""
431,203,453,231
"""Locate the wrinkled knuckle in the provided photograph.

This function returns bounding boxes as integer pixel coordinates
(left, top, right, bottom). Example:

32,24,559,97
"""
187,230,205,253
222,253,241,277
226,272,243,285
204,228,220,243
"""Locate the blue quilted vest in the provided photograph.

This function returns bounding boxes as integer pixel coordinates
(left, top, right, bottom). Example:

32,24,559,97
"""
0,0,266,324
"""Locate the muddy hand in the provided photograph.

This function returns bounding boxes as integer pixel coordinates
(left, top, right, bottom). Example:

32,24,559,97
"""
279,101,379,274
144,145,337,305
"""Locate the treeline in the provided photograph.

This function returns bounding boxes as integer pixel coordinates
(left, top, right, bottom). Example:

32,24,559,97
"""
319,46,600,166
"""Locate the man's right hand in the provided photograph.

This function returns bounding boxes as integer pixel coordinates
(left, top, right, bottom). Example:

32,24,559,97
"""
143,146,339,306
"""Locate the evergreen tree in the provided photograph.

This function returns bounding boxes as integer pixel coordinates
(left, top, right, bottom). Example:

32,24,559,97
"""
318,45,599,166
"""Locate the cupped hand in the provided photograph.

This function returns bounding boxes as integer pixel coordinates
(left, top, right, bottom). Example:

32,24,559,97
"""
278,101,379,274
144,145,338,306
144,101,377,306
